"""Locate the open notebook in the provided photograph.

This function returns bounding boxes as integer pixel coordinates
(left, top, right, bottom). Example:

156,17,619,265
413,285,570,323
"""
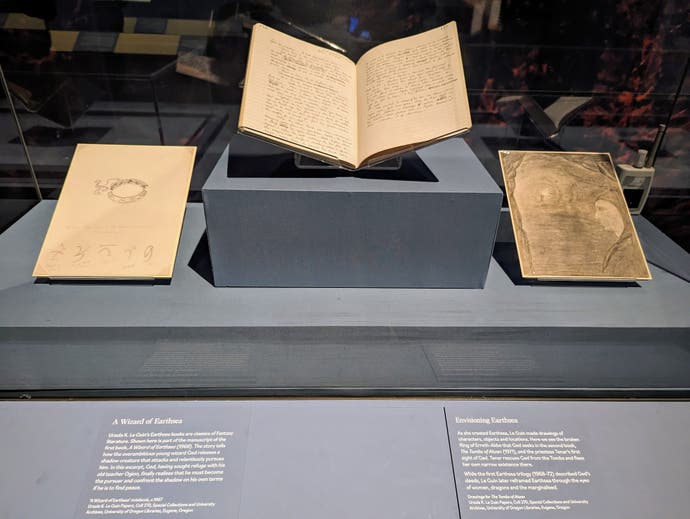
239,22,472,170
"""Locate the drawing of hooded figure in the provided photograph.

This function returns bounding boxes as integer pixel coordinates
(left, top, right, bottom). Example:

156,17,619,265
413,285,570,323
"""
503,152,649,279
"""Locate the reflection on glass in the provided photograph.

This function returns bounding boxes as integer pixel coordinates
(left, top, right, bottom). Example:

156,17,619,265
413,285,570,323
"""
0,0,687,247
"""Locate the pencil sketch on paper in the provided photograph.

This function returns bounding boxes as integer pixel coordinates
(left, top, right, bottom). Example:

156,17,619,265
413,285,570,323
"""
499,150,651,281
33,144,196,279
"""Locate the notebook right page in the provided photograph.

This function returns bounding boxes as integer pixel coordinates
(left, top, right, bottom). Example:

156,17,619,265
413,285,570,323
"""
355,21,471,167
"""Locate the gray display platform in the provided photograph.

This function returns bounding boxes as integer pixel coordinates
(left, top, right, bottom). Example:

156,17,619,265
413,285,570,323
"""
203,138,502,287
1,400,689,519
0,200,689,396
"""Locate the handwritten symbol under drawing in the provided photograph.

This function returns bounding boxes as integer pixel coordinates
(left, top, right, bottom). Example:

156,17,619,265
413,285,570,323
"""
143,245,154,262
72,245,89,263
47,243,66,261
94,178,148,204
98,244,118,257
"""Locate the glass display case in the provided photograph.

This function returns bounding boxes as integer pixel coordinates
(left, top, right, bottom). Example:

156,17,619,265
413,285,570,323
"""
0,0,688,399
2,6,689,519
0,59,40,233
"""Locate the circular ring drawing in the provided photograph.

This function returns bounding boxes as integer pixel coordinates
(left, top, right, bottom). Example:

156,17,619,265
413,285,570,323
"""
94,178,149,204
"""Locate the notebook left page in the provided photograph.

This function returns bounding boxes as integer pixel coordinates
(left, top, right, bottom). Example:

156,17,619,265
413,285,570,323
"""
239,23,358,168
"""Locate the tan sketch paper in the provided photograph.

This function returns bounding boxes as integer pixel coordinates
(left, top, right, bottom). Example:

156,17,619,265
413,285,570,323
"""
499,151,651,281
238,21,471,170
33,144,197,280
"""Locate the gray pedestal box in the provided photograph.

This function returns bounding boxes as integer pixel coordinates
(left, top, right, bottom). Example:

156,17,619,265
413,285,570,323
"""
202,137,502,287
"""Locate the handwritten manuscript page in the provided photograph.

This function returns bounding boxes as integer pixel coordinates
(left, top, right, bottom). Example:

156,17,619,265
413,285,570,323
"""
239,23,358,167
356,21,471,165
33,144,196,279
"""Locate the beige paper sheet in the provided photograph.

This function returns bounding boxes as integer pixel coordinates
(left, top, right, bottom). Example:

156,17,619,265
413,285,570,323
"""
33,144,196,279
500,150,651,281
